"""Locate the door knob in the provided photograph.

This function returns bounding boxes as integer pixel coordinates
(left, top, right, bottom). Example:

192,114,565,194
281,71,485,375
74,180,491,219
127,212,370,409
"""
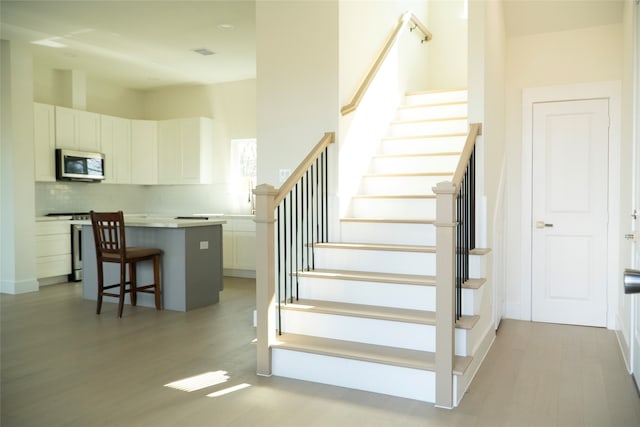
535,221,554,229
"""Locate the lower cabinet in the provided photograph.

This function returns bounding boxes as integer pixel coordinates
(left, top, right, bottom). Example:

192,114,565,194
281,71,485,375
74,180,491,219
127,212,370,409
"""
222,218,256,277
36,220,71,280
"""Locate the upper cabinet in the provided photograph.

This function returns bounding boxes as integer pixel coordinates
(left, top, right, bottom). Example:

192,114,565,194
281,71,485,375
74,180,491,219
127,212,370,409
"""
158,117,214,185
55,106,101,152
33,103,56,182
131,120,158,185
100,115,132,184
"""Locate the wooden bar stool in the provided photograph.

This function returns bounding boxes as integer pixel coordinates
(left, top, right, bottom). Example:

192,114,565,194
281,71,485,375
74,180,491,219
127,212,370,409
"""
89,211,162,317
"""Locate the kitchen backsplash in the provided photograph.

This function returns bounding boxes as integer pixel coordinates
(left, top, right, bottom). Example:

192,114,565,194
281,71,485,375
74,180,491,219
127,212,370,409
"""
35,182,254,216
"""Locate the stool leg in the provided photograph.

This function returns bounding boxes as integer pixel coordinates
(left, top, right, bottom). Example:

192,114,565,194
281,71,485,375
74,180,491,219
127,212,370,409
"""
129,262,137,306
153,254,161,310
118,262,126,318
96,261,104,315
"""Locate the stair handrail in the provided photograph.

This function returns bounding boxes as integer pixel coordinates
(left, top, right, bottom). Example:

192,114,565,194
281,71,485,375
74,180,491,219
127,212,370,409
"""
275,132,336,205
254,131,336,377
452,123,482,189
340,11,432,116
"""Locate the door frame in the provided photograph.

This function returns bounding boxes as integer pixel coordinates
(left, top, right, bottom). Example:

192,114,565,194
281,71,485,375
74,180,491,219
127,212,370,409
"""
521,81,621,329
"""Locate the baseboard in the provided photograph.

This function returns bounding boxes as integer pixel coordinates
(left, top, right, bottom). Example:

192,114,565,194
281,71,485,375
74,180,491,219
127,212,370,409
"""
615,314,631,373
0,278,39,294
224,269,256,279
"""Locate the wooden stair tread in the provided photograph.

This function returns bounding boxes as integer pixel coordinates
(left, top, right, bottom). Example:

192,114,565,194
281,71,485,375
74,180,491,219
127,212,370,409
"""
382,132,467,141
363,172,453,178
313,242,436,253
281,298,480,330
295,268,435,286
390,116,468,125
398,100,468,110
272,333,473,375
340,217,435,224
294,268,486,292
372,152,461,159
352,194,436,199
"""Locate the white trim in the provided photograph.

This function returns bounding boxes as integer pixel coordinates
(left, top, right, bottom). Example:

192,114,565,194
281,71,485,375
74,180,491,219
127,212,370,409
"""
521,81,622,329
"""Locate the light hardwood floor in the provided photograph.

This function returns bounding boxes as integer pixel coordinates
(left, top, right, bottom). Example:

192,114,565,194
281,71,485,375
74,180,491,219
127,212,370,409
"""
2,278,639,426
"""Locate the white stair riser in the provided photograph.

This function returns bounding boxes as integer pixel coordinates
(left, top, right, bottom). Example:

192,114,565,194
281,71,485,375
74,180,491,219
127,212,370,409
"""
360,175,450,196
462,286,484,316
314,247,487,278
314,248,435,275
280,309,471,357
388,119,468,138
397,103,468,121
351,197,435,219
280,310,435,351
272,349,436,402
405,90,468,106
371,155,459,174
380,136,466,155
298,277,436,311
340,221,436,245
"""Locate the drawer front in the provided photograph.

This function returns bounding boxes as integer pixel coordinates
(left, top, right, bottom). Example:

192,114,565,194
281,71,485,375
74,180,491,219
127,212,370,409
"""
37,234,71,257
37,254,72,278
36,221,71,236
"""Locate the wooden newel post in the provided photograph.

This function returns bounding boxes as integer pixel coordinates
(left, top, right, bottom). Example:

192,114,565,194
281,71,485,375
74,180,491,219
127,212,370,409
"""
433,181,457,409
253,183,278,376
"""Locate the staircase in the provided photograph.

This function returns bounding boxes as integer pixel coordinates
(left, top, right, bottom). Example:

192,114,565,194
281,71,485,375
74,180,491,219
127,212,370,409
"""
267,89,494,405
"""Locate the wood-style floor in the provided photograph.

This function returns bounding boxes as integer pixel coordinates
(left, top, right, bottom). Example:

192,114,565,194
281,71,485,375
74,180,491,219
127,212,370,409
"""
2,277,639,426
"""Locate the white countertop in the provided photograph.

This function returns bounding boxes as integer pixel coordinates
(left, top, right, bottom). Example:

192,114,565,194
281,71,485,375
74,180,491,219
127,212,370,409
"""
71,216,225,228
36,216,72,222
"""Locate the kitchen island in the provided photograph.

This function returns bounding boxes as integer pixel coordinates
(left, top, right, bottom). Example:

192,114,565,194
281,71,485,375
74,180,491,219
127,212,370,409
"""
78,216,225,312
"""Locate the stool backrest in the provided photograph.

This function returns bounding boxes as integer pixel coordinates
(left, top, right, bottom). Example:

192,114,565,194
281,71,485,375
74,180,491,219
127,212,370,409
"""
90,211,127,260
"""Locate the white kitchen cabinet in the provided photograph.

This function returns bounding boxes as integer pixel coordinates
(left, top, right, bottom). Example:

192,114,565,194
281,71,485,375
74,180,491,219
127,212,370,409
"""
55,106,101,152
131,119,158,185
222,218,256,277
100,115,132,184
33,103,56,182
36,219,71,280
157,117,214,185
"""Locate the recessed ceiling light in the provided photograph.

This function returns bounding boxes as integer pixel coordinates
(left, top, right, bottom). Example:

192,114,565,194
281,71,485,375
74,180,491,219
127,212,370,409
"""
192,48,215,56
31,38,66,48
217,24,235,30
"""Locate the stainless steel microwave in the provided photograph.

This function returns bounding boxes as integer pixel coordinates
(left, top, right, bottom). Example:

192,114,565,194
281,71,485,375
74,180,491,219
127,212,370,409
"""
55,149,105,182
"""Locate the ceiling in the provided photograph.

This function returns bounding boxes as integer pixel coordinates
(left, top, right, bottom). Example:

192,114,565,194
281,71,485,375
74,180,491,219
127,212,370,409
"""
0,1,625,91
0,0,256,90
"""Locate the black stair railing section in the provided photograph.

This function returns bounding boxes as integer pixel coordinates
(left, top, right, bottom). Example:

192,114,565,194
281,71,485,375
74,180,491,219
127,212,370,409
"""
276,146,330,335
455,145,476,321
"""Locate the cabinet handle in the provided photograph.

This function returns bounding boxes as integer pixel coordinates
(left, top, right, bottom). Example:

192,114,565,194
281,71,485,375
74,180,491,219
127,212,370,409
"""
535,221,554,229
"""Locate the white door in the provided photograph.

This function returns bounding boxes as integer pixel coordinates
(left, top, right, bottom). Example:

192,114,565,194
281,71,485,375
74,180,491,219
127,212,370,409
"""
632,0,640,393
531,99,609,327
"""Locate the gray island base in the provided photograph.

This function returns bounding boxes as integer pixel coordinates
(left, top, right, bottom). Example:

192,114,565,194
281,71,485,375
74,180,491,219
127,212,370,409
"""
80,219,224,312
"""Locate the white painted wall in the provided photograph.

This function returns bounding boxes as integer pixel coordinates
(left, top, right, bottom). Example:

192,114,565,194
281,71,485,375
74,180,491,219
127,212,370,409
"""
427,0,467,90
1,41,39,294
256,0,339,186
503,23,624,319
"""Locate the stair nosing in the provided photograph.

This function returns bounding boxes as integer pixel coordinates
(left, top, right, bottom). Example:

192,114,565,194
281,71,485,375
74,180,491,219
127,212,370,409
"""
272,333,472,375
352,194,436,200
313,242,436,253
340,217,436,224
382,132,467,141
363,172,453,178
294,268,436,286
390,116,468,126
282,298,436,325
372,152,461,159
398,100,468,110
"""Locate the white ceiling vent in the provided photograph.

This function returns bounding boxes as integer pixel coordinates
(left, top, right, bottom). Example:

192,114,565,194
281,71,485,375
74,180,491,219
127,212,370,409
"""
192,48,215,56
